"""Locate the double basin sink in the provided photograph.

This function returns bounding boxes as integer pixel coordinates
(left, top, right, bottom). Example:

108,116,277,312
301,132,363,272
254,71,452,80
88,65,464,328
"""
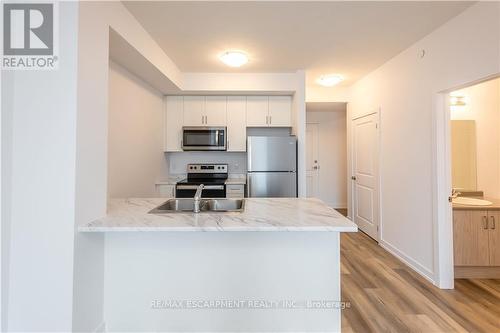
149,198,245,214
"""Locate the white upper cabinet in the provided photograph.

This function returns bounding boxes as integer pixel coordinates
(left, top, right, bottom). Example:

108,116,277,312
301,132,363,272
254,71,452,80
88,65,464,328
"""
268,96,292,127
227,96,247,152
183,96,205,126
246,96,292,127
164,96,184,152
164,95,292,152
246,96,269,127
205,96,227,126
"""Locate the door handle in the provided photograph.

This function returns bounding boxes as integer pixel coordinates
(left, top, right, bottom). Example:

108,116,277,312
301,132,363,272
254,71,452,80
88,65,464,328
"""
483,216,489,229
313,166,318,170
269,116,272,124
351,176,357,181
491,216,496,229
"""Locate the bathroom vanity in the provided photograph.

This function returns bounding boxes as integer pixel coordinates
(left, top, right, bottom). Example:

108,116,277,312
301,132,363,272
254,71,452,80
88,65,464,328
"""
453,199,500,278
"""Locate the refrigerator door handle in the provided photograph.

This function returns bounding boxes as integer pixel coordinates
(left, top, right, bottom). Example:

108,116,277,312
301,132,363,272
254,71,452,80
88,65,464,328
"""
246,174,251,197
247,140,252,171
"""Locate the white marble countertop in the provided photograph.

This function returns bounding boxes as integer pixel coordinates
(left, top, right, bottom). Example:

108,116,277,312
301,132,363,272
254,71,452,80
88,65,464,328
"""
79,198,357,232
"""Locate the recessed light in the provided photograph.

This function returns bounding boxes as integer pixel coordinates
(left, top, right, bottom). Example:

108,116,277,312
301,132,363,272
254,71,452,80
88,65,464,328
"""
316,74,344,87
219,51,248,67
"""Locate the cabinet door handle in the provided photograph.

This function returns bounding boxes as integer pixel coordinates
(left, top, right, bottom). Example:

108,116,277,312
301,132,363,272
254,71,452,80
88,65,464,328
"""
269,116,272,125
491,216,496,229
204,115,207,124
483,216,489,229
266,115,268,125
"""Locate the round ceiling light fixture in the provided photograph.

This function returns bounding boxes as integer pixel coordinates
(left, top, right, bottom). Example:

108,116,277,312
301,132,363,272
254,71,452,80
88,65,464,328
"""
219,51,249,67
316,74,344,87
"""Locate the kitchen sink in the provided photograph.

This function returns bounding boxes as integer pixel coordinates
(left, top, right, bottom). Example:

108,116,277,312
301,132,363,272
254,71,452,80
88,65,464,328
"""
149,198,245,214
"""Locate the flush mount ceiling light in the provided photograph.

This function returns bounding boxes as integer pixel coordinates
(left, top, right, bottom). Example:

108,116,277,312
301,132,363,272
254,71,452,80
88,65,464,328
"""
219,51,249,67
316,74,344,87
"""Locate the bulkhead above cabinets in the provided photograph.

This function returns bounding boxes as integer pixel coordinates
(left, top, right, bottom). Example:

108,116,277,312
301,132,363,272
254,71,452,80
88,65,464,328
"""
163,95,293,152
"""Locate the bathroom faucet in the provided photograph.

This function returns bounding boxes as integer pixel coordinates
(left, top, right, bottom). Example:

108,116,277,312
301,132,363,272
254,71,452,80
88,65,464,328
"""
450,189,462,201
193,184,204,213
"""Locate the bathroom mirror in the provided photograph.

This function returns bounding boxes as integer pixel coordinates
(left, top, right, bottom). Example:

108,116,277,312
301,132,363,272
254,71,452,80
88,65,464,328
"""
451,120,477,191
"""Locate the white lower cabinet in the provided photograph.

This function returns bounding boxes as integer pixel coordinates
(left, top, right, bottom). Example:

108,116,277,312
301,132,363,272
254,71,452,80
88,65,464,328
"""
156,184,175,198
226,184,245,198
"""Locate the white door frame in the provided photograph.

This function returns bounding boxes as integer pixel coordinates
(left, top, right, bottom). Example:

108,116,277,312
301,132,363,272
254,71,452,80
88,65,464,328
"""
306,122,320,198
349,108,381,241
432,74,500,289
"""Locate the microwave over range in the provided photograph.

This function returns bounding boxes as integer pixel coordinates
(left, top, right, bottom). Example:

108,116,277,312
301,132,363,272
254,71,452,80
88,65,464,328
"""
182,127,227,151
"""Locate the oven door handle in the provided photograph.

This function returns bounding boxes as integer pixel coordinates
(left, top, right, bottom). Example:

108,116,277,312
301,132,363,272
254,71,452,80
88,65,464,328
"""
176,185,225,190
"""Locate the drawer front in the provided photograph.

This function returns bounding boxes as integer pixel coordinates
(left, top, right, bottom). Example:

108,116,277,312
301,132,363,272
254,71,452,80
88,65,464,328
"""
226,192,244,199
226,184,244,192
226,184,244,198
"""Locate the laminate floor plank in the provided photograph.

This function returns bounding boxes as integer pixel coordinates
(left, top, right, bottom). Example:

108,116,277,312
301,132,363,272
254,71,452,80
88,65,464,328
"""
341,232,500,333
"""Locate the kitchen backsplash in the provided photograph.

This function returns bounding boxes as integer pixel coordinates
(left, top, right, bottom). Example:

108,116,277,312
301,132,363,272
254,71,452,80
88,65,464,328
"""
166,152,247,175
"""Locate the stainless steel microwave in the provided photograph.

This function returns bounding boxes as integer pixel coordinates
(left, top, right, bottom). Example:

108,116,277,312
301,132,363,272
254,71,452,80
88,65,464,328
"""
182,127,227,151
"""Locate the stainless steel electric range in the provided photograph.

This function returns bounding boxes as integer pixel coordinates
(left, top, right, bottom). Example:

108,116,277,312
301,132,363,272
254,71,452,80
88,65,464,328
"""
175,164,228,198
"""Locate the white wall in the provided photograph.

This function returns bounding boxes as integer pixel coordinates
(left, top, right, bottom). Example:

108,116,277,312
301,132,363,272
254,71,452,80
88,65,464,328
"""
1,68,14,333
348,2,500,283
450,78,500,198
108,61,167,197
306,85,350,103
1,2,79,330
306,110,347,208
73,2,188,329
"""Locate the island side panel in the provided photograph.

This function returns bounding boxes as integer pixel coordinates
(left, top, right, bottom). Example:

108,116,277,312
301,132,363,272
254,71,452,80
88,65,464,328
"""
104,232,342,332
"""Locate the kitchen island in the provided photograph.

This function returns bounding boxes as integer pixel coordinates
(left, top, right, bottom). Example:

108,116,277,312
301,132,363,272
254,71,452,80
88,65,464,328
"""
80,198,357,332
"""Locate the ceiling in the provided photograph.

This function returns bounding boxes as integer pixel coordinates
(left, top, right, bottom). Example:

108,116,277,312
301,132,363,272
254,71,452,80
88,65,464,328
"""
123,1,473,87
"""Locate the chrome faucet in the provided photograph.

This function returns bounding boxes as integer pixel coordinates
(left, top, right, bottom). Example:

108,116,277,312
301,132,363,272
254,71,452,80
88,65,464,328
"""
193,184,205,213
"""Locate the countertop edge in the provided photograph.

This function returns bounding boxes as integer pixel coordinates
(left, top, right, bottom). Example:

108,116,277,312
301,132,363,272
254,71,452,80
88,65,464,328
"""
78,226,358,233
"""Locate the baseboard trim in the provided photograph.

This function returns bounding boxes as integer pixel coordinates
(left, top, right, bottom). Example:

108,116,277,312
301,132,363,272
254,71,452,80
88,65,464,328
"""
454,266,500,279
379,239,436,285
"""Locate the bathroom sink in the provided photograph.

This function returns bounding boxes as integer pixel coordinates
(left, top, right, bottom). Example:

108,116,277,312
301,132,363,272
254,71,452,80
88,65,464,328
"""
149,198,245,214
452,197,492,206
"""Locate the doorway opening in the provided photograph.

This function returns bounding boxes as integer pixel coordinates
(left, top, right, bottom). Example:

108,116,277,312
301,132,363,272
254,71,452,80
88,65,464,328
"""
305,102,348,216
447,77,500,280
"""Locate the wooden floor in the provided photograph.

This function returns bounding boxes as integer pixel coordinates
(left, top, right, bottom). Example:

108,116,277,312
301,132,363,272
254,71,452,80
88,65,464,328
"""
340,232,500,333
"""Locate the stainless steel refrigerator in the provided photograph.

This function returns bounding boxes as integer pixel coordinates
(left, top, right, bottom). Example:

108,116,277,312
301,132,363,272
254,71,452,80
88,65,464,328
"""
247,136,297,197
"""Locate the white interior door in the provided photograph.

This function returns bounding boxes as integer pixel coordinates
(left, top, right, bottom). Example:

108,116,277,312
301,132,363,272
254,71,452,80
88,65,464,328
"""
352,113,380,240
306,123,320,198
